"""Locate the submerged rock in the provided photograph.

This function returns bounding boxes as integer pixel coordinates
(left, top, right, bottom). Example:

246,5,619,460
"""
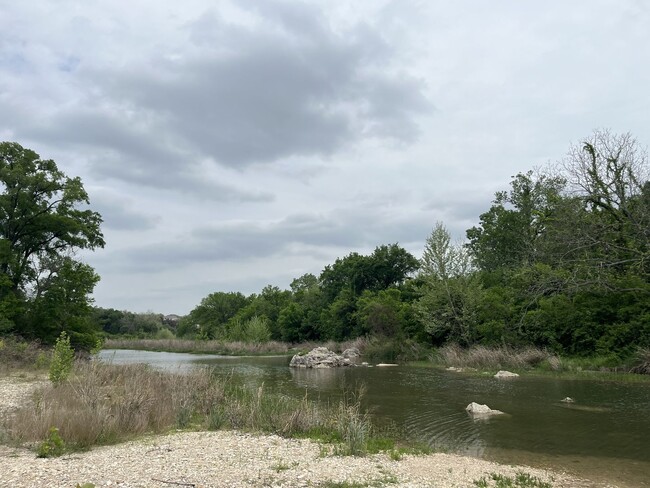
466,402,504,416
561,397,575,403
289,347,352,368
494,370,519,379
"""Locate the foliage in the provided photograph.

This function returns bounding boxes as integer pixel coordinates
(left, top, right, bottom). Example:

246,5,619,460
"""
0,142,104,348
37,427,66,458
96,131,649,364
181,291,249,339
49,331,75,386
416,223,483,346
227,315,272,343
473,472,552,488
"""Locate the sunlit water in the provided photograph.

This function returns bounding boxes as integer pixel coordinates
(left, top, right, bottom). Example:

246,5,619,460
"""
98,349,650,487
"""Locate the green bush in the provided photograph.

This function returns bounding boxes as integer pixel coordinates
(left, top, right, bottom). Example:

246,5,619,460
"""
37,427,66,458
49,332,75,386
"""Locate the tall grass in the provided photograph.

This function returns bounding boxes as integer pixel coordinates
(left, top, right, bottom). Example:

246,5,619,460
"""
2,361,375,455
432,344,560,371
630,347,650,375
103,337,372,357
0,336,50,372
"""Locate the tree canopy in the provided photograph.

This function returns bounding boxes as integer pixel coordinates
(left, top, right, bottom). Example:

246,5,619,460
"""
0,142,104,348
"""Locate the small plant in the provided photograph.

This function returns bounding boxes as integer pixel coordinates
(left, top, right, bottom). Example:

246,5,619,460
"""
49,332,75,386
75,484,95,488
473,472,552,488
37,427,66,458
272,460,297,472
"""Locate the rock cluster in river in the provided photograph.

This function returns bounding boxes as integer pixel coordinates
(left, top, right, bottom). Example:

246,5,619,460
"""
289,347,358,368
466,402,505,417
494,370,519,378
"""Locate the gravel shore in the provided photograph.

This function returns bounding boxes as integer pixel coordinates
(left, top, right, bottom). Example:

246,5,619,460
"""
0,375,617,488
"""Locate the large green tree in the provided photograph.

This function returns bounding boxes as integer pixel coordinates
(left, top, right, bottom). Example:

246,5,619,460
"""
0,142,104,347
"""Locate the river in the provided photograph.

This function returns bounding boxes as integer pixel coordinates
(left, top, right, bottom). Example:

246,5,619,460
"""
98,349,650,487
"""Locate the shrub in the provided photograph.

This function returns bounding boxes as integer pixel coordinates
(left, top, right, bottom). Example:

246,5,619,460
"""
37,427,66,458
49,332,75,386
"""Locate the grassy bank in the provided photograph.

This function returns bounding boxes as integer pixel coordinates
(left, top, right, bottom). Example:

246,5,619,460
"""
425,344,650,381
0,337,51,374
103,336,430,363
103,337,373,357
1,360,412,458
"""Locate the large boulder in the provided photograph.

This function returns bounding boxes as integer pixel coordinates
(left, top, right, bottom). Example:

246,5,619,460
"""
466,402,505,417
289,347,352,368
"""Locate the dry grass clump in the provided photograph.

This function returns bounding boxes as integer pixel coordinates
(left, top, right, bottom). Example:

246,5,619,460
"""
6,362,224,448
3,361,374,455
434,344,560,371
103,337,372,357
630,347,650,375
103,338,293,355
0,336,50,372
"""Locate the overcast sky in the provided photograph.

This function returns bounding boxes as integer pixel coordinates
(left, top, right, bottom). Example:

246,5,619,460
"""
1,1,648,315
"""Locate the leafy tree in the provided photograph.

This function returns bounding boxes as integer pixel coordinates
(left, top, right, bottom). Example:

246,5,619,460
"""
416,223,482,345
229,285,291,340
26,257,100,348
555,130,650,285
320,244,419,300
466,171,565,271
355,289,410,338
0,142,104,347
186,291,249,339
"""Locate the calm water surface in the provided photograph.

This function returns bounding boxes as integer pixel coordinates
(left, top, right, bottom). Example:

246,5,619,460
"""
98,349,650,487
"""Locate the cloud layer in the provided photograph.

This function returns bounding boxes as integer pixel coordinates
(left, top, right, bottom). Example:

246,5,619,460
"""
2,0,649,313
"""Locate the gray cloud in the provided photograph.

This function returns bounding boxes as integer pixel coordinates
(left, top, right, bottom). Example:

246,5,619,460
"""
90,192,158,231
96,2,431,169
98,206,431,274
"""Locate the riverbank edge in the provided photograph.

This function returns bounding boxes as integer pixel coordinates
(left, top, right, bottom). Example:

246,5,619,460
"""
0,372,631,488
101,338,650,382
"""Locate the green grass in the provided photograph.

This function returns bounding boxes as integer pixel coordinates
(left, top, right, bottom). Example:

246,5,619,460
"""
416,344,650,382
473,472,553,488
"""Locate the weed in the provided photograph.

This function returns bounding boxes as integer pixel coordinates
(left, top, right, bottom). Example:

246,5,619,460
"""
473,471,552,488
271,460,298,472
37,427,66,458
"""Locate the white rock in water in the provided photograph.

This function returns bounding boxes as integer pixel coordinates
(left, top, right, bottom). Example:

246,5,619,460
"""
289,347,350,368
561,397,575,403
466,402,504,416
376,363,398,367
494,370,519,378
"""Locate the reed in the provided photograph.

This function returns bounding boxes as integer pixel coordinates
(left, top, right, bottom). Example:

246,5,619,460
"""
102,337,372,357
3,360,378,456
433,344,559,371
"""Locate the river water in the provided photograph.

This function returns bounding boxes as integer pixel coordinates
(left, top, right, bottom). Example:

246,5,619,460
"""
98,349,650,487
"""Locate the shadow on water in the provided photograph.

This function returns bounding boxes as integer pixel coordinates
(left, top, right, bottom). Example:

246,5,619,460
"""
98,349,650,487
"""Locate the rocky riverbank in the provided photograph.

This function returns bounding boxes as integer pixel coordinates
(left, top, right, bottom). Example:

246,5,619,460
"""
0,376,618,488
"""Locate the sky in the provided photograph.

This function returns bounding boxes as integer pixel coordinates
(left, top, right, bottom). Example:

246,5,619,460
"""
1,0,649,315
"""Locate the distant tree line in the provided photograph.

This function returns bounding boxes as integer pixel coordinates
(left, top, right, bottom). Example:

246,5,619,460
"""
173,130,649,359
2,131,648,358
